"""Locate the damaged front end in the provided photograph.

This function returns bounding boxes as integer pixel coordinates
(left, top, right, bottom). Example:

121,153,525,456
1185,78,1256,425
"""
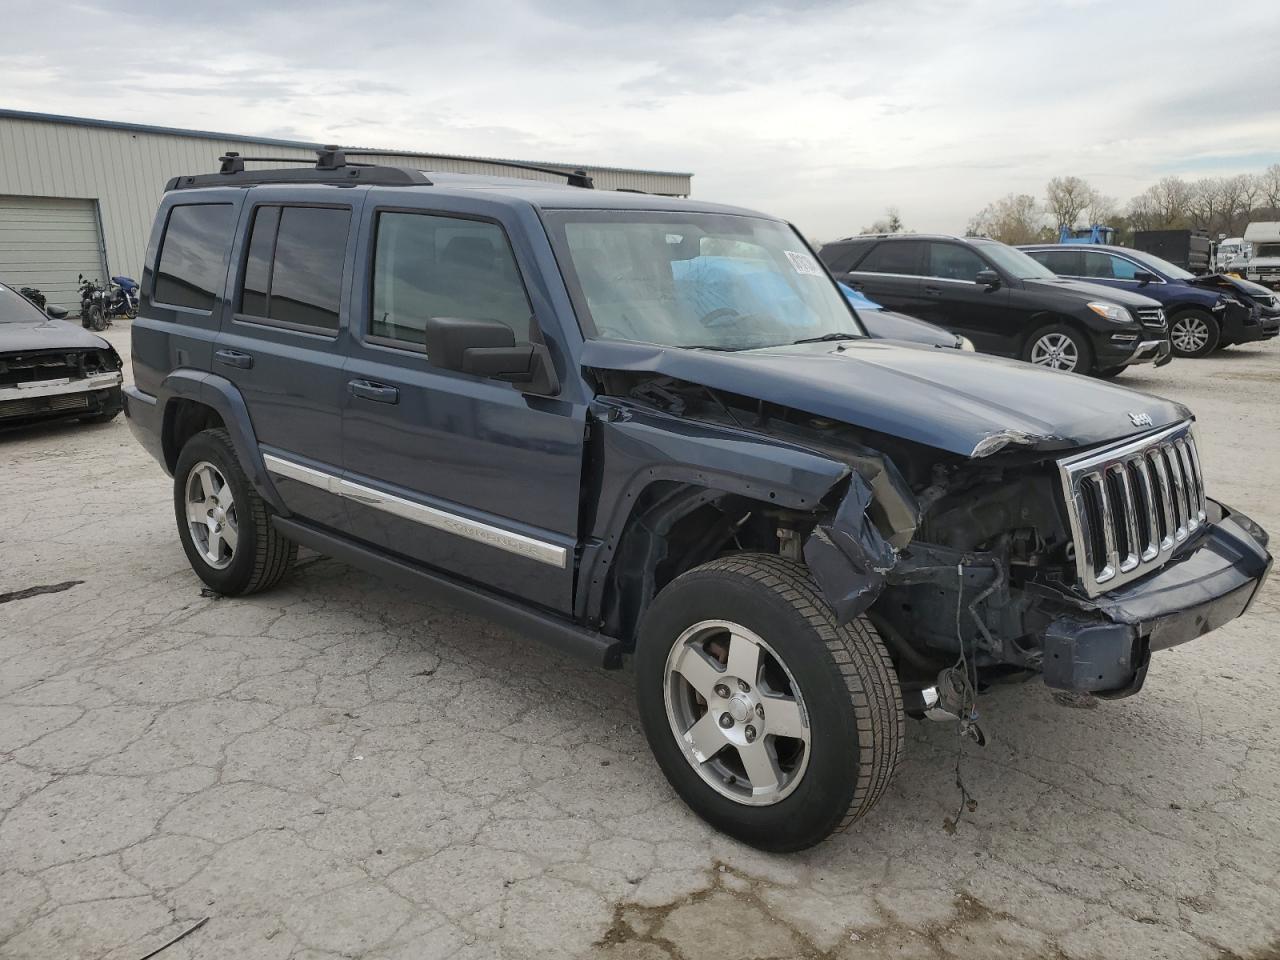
808,422,1272,703
580,338,1271,704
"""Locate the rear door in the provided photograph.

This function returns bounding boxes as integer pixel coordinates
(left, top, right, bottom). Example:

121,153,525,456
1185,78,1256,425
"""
215,193,361,529
339,200,584,613
919,240,1014,353
844,239,927,315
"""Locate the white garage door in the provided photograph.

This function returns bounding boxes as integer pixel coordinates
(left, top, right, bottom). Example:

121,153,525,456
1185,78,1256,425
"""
0,195,108,314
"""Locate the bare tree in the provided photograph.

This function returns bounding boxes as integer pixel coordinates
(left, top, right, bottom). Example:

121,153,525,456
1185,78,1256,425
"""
1188,178,1224,232
1085,192,1118,227
1130,177,1193,229
1237,174,1262,232
967,194,1045,245
861,206,906,234
1045,176,1098,229
1262,164,1280,210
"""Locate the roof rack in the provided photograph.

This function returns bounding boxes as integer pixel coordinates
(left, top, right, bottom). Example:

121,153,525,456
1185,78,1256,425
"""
166,146,433,191
166,144,597,192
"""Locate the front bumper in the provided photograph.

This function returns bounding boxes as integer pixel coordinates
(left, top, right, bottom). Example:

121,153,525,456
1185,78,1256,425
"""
1038,499,1271,697
1221,301,1278,344
1096,333,1169,368
0,371,122,425
1125,337,1170,366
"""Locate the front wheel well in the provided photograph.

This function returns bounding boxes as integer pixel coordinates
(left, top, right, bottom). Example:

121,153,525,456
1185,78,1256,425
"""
597,481,822,644
162,399,226,473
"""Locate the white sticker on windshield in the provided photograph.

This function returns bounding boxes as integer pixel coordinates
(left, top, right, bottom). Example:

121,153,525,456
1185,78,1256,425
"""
784,250,823,276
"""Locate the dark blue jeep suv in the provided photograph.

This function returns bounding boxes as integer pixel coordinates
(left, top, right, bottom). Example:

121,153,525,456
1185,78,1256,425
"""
123,152,1271,851
1020,243,1280,357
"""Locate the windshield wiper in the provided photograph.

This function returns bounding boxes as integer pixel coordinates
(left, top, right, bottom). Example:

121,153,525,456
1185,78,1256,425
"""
790,332,860,345
681,344,742,352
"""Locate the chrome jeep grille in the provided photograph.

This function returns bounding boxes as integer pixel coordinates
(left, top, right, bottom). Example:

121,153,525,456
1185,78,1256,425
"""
1058,421,1206,597
1134,307,1166,329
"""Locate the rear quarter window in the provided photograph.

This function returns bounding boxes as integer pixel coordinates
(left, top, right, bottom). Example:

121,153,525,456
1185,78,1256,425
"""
855,240,924,275
153,204,235,312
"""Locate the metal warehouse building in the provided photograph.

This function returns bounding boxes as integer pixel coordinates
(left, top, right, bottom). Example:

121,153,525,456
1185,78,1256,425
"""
0,109,693,312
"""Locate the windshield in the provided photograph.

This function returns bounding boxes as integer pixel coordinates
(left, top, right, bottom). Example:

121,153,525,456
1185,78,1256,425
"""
0,284,48,324
973,241,1057,280
546,211,863,350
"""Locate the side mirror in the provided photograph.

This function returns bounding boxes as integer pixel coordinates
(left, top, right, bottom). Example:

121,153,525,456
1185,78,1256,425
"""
975,268,1001,288
424,316,558,395
1134,270,1156,285
45,305,68,319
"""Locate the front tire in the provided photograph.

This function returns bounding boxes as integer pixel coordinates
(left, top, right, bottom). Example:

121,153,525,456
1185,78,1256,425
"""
635,554,903,852
1169,310,1220,358
1024,323,1093,374
86,304,107,332
173,428,297,595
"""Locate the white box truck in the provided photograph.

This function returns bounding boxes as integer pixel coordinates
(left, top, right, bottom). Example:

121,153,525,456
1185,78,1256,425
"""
1243,222,1280,290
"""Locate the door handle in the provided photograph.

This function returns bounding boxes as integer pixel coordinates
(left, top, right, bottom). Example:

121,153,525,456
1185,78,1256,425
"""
214,349,254,369
923,285,944,296
348,379,399,404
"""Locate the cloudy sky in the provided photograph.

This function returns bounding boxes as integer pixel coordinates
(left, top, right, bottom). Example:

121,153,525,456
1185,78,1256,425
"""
3,0,1278,239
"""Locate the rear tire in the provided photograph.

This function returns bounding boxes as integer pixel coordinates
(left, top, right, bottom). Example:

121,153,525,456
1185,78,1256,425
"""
173,428,296,596
1023,323,1093,374
1169,310,1219,358
635,554,903,851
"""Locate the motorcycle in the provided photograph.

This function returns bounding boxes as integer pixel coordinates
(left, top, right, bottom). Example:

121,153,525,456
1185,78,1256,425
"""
78,274,109,331
111,275,139,319
77,274,139,330
18,286,47,311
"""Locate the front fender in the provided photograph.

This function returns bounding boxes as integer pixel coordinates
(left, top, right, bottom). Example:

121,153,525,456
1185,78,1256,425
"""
581,399,917,628
158,369,288,514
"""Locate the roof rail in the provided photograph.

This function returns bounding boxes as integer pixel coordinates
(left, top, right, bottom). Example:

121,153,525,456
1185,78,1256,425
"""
443,156,594,189
165,146,434,191
167,144,598,192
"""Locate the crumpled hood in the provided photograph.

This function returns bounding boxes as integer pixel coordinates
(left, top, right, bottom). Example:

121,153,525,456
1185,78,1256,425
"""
0,319,112,353
581,338,1190,458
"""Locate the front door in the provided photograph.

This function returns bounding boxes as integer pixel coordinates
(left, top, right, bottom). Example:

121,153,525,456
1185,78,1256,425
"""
340,205,584,613
919,240,1014,354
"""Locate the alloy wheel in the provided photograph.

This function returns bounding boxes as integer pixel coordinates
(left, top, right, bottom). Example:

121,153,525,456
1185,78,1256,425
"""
1029,332,1079,371
1171,316,1210,354
663,620,811,806
185,461,238,570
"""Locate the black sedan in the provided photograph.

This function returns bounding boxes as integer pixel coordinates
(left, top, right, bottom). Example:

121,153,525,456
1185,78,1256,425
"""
1,281,123,428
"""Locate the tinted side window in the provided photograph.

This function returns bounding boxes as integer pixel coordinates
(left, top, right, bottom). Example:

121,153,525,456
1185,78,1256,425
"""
1028,249,1081,275
270,208,349,331
855,240,924,275
926,242,986,281
370,212,532,349
240,206,279,317
1080,251,1116,279
154,204,235,311
236,205,350,331
820,240,872,273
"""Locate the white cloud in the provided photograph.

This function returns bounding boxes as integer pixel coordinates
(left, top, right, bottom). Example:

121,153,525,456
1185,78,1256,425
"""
2,0,1277,237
